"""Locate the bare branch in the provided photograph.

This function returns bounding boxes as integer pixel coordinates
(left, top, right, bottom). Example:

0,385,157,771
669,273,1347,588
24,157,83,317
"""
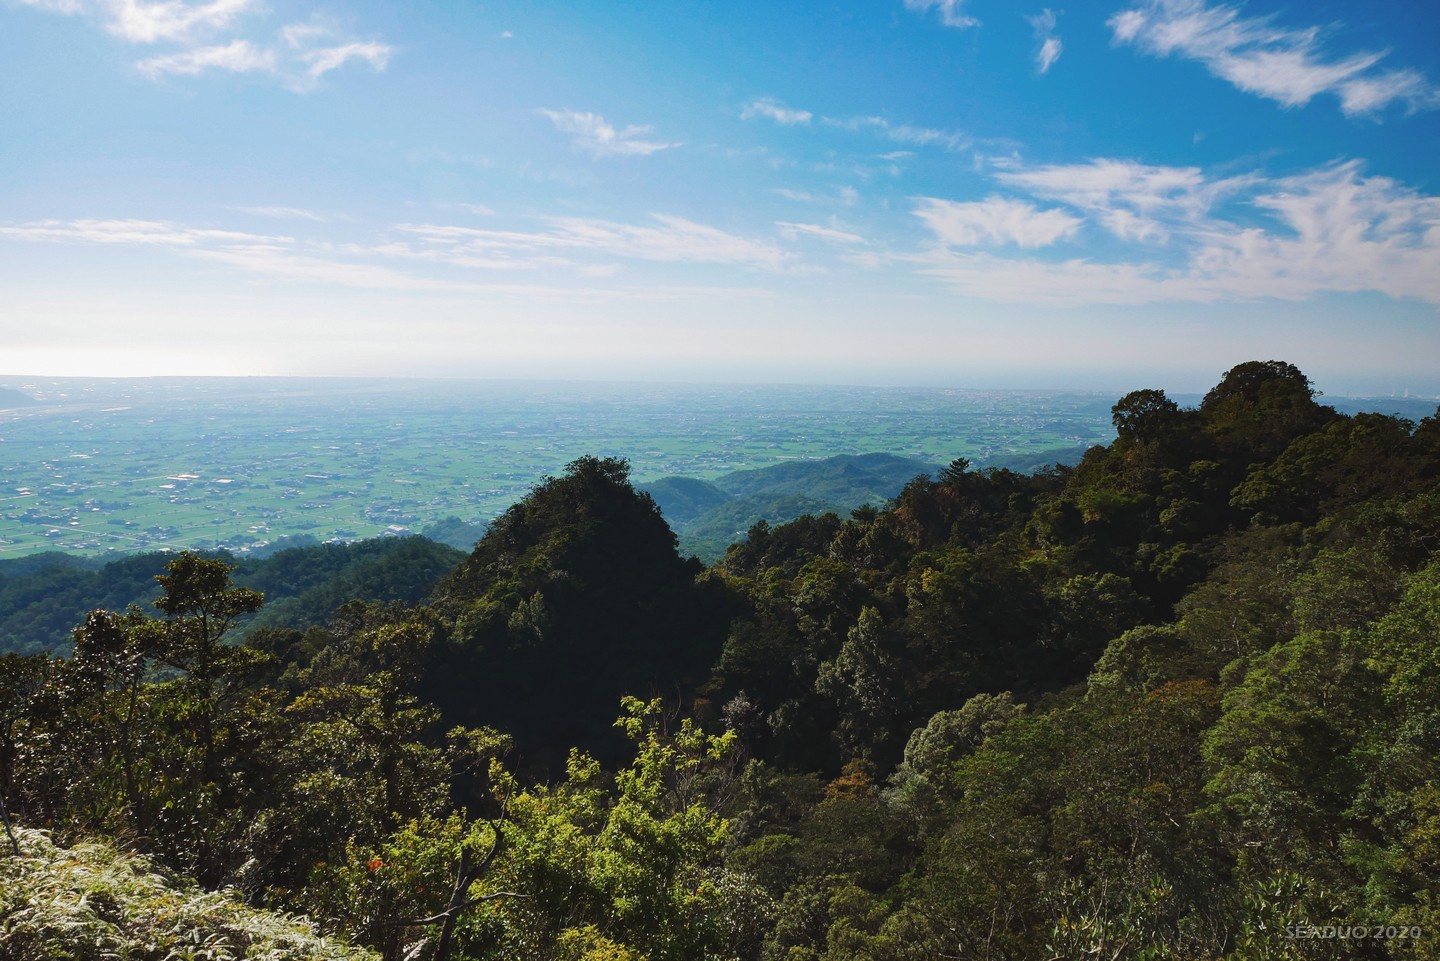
397,892,531,926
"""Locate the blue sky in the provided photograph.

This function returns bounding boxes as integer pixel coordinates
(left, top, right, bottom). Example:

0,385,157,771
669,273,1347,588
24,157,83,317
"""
2,0,1438,394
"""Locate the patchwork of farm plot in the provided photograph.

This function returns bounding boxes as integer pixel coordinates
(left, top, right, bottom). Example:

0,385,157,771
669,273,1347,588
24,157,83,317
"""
0,377,1117,557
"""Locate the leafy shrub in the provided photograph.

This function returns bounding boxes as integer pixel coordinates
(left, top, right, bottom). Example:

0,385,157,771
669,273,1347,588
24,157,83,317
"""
0,828,376,960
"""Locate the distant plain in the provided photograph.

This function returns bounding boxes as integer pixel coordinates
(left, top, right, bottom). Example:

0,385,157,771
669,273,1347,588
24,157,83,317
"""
2,376,1433,560
0,376,1128,558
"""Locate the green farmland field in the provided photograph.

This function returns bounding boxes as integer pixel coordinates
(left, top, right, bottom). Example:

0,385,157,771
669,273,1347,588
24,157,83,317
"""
1,376,1122,558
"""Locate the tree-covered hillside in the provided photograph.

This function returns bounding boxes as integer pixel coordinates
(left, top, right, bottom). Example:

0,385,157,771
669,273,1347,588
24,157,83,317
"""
0,536,464,655
643,452,937,561
2,361,1439,960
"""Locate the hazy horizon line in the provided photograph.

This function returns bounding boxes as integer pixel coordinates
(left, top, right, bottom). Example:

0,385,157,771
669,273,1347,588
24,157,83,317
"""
2,369,1439,401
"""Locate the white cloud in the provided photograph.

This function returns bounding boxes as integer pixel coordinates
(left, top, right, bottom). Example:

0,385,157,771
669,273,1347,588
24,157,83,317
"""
18,0,262,41
18,1,391,91
0,218,471,290
1194,161,1440,302
904,0,978,29
189,245,463,290
1337,69,1434,116
776,222,865,244
913,159,1440,305
1036,37,1062,75
0,213,804,298
555,216,787,267
301,41,390,79
362,238,572,272
395,215,790,270
275,26,391,89
995,158,1251,242
14,0,84,13
103,0,260,43
1109,0,1440,116
913,250,1181,305
998,159,1207,210
0,218,288,246
538,110,681,158
136,39,274,78
280,22,330,47
235,206,327,221
1026,9,1062,74
887,124,969,151
11,161,1435,312
1099,209,1167,244
774,186,861,207
823,115,970,152
741,98,813,125
915,196,1083,247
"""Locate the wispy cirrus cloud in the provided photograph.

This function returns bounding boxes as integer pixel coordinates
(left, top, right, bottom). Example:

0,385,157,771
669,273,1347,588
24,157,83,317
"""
997,159,1209,211
1109,0,1440,116
994,158,1252,242
910,250,1176,305
271,27,392,89
299,41,390,80
16,0,391,89
395,214,790,271
538,110,681,158
279,22,328,47
14,0,84,12
904,0,978,29
136,38,273,78
775,222,865,244
234,206,329,221
0,218,289,246
7,161,1436,311
915,196,1083,248
823,115,970,152
14,0,262,41
912,159,1440,305
102,0,261,43
0,218,467,290
1193,162,1440,302
0,213,807,295
774,185,861,207
189,246,462,290
741,98,813,125
1026,9,1062,74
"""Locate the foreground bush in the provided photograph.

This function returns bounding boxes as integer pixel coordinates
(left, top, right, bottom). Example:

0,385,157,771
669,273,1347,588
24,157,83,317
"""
0,827,376,961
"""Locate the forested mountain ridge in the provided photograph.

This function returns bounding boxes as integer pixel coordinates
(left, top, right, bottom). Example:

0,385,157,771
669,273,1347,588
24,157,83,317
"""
0,453,928,650
642,452,937,561
0,536,465,655
2,360,1439,960
426,454,732,774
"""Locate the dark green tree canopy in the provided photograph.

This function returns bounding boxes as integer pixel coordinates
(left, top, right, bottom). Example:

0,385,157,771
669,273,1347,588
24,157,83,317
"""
430,456,729,775
1200,359,1315,411
9,360,1440,961
1111,388,1181,442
